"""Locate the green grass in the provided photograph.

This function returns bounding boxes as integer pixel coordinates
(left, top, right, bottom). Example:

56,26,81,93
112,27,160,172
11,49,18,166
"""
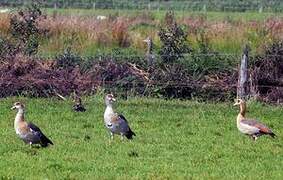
0,96,282,179
45,8,283,21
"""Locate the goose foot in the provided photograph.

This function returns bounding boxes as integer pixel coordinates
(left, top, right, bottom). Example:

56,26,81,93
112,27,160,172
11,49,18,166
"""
251,135,258,141
120,135,124,141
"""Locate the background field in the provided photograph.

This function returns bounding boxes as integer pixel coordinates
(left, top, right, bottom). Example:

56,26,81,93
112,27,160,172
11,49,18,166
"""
1,6,283,57
0,2,282,178
0,96,282,179
1,0,283,12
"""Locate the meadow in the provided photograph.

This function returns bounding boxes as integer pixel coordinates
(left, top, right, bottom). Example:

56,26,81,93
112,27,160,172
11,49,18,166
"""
45,8,283,21
0,95,282,179
1,8,283,57
40,9,283,57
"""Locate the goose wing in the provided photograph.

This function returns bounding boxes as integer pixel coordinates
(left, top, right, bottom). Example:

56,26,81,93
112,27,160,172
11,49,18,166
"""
28,122,42,132
109,114,136,139
241,119,273,134
27,122,46,141
117,114,136,139
28,122,53,146
73,104,86,112
110,114,130,131
117,114,128,123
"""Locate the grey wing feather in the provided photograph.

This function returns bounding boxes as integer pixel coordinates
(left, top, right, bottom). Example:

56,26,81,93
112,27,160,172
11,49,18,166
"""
28,122,43,136
118,114,128,123
241,119,272,134
118,114,136,139
117,114,130,133
28,122,53,146
28,122,42,132
241,119,260,126
18,122,41,144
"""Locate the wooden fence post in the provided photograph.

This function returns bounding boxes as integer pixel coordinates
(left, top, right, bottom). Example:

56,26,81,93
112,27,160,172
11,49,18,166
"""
259,5,263,13
237,45,250,100
203,4,207,12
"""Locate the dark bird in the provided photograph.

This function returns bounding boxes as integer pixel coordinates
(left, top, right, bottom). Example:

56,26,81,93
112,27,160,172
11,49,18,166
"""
11,102,54,147
72,91,86,112
103,94,136,140
233,99,276,141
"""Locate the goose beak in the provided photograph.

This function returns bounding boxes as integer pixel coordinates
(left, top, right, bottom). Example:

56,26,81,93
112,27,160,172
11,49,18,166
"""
143,38,150,43
233,102,240,106
233,98,241,106
11,106,16,110
112,98,116,102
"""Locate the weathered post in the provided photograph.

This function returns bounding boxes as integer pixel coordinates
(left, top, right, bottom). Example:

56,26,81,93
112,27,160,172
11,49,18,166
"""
203,4,207,12
237,45,250,100
259,5,263,13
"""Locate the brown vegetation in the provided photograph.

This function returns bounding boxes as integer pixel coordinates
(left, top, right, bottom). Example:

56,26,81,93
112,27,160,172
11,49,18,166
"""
2,13,283,54
251,41,283,103
0,9,283,102
0,55,150,98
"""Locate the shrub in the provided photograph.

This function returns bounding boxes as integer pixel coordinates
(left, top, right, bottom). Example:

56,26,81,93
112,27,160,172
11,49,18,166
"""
55,48,83,69
158,11,191,64
9,2,47,56
251,40,283,103
0,36,16,58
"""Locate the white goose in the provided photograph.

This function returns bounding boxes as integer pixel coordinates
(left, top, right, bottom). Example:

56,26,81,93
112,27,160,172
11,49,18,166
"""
103,94,136,140
233,99,276,140
11,102,53,147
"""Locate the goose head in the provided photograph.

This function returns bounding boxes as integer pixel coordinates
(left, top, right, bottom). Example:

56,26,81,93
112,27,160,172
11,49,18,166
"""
105,94,116,106
143,37,151,43
11,102,25,111
233,99,245,106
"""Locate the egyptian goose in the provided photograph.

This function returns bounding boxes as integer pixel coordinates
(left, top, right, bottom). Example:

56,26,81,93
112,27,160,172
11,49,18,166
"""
11,102,54,147
104,94,136,140
143,37,155,66
233,99,276,140
73,93,86,112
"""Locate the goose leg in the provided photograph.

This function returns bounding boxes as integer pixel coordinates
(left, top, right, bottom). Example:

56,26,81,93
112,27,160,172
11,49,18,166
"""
251,135,257,141
110,132,114,140
120,133,124,140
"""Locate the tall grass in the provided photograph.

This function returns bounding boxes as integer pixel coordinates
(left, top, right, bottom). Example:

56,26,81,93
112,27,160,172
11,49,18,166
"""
0,10,283,57
0,13,10,35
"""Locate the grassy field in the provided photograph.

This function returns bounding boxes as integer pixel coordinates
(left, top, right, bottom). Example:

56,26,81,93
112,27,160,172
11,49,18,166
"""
0,95,282,179
40,9,283,57
45,8,283,21
1,8,283,58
